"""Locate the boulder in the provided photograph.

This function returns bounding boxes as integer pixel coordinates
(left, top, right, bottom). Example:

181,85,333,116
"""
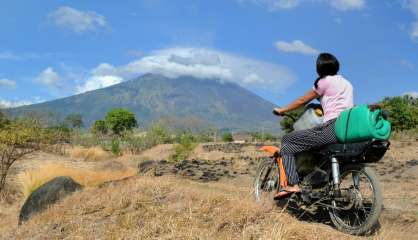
138,160,158,174
19,176,83,223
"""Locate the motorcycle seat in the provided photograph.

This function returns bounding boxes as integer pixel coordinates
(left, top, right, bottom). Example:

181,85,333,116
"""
319,140,372,157
318,139,389,161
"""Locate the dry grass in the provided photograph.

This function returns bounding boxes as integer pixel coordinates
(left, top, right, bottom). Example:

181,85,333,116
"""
0,174,414,239
1,176,357,239
18,163,136,199
390,129,418,142
68,146,112,161
1,141,417,239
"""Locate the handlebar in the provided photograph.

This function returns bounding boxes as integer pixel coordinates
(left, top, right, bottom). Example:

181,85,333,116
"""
272,109,297,122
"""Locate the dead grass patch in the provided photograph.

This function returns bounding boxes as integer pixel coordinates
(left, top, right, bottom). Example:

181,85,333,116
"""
2,176,377,239
18,163,136,198
68,146,112,161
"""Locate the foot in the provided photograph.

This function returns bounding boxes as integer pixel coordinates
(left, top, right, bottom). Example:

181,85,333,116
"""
273,185,301,200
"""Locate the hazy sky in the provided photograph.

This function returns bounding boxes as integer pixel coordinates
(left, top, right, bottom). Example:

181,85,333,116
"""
0,0,417,108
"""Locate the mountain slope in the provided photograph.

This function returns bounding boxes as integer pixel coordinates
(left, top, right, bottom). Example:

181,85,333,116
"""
8,74,280,131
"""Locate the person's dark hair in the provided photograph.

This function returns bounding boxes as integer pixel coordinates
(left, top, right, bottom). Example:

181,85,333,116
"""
314,53,340,89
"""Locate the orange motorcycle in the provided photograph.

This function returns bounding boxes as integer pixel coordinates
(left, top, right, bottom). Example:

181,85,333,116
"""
254,104,389,235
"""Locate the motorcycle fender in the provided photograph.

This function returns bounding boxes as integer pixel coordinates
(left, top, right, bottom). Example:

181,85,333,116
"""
260,146,287,187
260,146,279,156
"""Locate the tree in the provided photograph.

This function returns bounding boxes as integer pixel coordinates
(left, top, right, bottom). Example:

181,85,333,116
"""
222,132,233,142
381,95,418,131
64,114,84,129
91,120,108,135
0,120,41,194
105,108,138,135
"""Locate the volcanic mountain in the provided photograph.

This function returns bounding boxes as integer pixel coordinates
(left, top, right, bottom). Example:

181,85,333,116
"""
8,74,280,132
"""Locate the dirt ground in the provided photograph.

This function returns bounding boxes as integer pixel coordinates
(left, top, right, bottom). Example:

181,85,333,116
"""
0,140,417,239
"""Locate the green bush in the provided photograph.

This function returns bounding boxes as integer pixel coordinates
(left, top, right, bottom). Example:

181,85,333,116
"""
0,111,10,129
381,95,418,131
111,138,121,156
147,123,172,145
250,132,278,142
91,120,108,135
222,132,233,142
105,108,138,135
63,113,84,129
0,120,42,194
169,134,197,162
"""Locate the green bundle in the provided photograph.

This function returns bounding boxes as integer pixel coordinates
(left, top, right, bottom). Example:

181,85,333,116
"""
335,105,391,143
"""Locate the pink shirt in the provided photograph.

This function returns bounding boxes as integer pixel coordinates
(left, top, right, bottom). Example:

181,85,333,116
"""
313,75,353,123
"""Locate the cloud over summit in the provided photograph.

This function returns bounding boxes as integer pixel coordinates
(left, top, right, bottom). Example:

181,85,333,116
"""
75,48,295,94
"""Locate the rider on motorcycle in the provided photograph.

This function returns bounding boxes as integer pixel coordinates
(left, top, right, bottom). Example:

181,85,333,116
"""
273,52,353,200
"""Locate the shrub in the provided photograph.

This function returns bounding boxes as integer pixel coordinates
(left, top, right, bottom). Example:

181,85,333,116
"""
0,120,41,194
169,134,197,162
146,123,172,145
381,95,418,131
105,108,138,135
222,132,233,142
0,110,10,128
91,120,108,135
63,113,84,129
111,138,122,156
250,132,278,142
68,146,111,161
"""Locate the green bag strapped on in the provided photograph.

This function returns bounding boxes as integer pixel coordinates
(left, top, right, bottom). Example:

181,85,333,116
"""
335,104,391,143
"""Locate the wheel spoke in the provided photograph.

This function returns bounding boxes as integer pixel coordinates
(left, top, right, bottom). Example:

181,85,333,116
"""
254,160,279,202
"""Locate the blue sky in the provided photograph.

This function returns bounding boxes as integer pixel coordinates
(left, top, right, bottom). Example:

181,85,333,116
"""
0,0,417,108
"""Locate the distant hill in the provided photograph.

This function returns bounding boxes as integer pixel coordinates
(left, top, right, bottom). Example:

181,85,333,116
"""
7,74,281,132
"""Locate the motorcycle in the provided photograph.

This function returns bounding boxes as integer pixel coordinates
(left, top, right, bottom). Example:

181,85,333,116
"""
253,104,389,235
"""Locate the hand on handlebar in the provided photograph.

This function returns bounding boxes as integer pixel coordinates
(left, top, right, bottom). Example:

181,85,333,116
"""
273,107,286,116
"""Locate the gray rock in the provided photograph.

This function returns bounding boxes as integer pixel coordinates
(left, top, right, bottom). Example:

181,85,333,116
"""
19,176,82,223
138,160,158,174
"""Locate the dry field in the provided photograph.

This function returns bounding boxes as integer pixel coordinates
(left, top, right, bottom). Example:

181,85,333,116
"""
0,141,417,239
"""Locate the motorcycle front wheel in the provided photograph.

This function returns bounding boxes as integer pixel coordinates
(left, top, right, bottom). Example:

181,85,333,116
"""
254,158,279,202
328,164,383,235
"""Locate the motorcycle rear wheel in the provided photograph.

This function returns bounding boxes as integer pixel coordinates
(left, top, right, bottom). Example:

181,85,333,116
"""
328,164,383,235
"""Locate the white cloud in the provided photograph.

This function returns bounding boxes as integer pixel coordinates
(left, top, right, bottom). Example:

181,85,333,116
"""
237,0,300,10
0,78,16,89
49,6,106,33
35,67,61,88
274,40,319,55
76,75,123,94
237,0,365,11
329,0,365,11
404,0,418,16
91,63,119,76
0,51,70,61
400,59,415,69
403,91,418,98
403,0,418,39
75,47,295,93
268,0,300,9
412,22,418,39
0,52,20,60
0,97,43,109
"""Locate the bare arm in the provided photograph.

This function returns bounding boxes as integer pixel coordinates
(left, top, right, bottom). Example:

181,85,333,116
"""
274,89,319,115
